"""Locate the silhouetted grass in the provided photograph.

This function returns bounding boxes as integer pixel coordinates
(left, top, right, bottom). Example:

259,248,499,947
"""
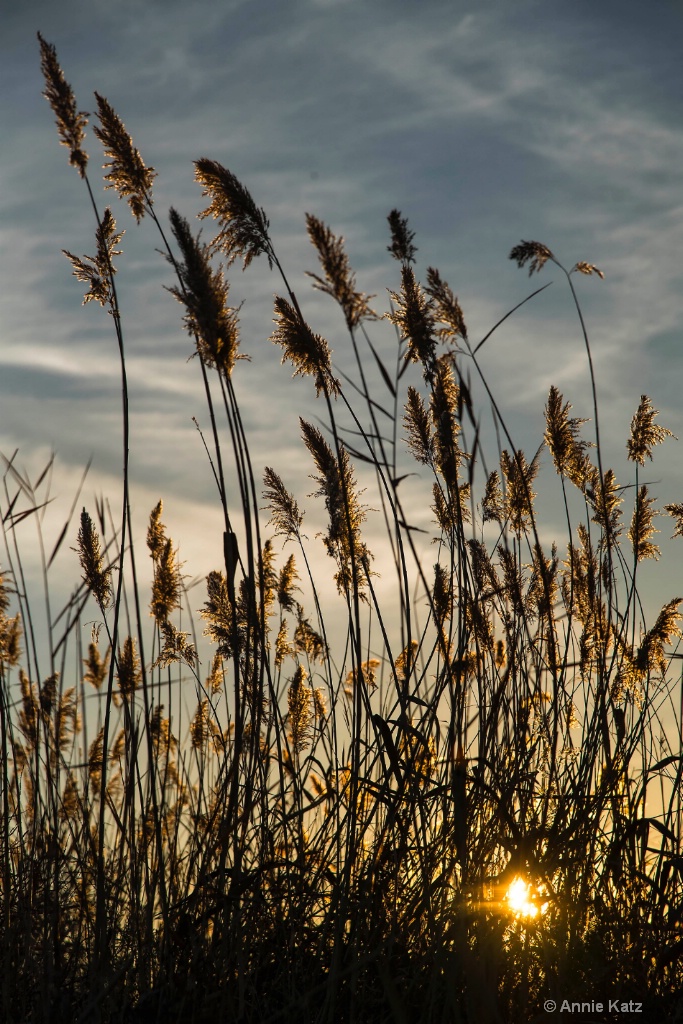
0,33,681,1024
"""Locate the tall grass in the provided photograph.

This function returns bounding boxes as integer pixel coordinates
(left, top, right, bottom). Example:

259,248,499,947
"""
0,33,681,1023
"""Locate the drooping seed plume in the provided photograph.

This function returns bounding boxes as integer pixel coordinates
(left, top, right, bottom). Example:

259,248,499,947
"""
509,239,554,276
194,157,273,269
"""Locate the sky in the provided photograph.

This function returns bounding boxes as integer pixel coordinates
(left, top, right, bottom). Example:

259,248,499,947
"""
2,0,683,710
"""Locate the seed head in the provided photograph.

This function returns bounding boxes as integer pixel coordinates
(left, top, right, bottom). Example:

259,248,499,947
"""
387,209,417,264
509,240,554,276
627,395,676,467
75,508,112,608
93,92,156,222
194,158,272,269
270,297,340,396
38,33,89,176
305,214,376,329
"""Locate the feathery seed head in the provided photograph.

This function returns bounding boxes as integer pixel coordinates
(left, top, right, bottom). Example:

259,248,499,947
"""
403,386,434,465
147,500,165,560
0,570,21,666
0,613,21,667
482,471,505,524
432,481,471,535
39,673,57,719
270,296,340,396
151,537,182,623
572,261,604,279
344,659,381,696
38,33,89,176
200,570,234,657
167,208,244,377
260,539,279,621
587,469,623,538
76,508,112,608
263,467,304,540
19,671,39,748
313,687,327,720
635,598,683,676
152,621,198,671
395,641,418,681
59,773,80,823
387,209,417,264
544,386,595,488
275,620,292,668
206,652,224,695
430,356,467,482
627,395,676,466
191,699,210,750
56,687,80,753
288,664,312,753
294,605,328,664
83,642,109,690
467,539,500,599
63,207,124,308
117,636,141,697
0,568,12,618
500,448,540,534
432,563,452,626
194,158,272,269
88,727,104,794
277,553,300,612
664,503,683,540
386,266,437,384
93,92,156,222
425,266,467,341
628,485,660,563
301,419,372,597
509,240,554,276
305,214,376,329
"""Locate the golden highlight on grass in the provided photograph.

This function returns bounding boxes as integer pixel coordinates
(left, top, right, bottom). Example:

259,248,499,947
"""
627,394,676,466
305,213,377,330
194,157,273,269
386,265,438,384
37,31,88,176
271,296,340,396
75,507,112,607
167,207,244,377
63,208,124,308
93,91,156,223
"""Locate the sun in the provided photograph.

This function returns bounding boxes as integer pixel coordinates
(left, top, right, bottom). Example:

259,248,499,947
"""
505,876,541,918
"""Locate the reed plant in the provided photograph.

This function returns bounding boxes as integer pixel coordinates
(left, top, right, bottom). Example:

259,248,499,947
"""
0,33,681,1023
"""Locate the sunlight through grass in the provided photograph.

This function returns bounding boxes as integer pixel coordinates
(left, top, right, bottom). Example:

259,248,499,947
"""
505,876,545,919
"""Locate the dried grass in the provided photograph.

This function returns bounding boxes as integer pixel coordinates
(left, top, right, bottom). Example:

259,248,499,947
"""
0,32,680,1024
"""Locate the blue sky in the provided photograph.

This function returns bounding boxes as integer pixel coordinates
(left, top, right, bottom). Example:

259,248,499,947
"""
2,0,683,689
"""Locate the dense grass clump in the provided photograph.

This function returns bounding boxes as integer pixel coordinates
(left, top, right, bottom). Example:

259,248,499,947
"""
0,33,681,1024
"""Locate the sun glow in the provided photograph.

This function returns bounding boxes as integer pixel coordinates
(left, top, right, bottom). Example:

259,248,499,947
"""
505,877,542,918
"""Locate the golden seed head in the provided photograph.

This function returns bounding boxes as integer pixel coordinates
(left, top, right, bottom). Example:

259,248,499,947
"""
305,213,377,329
38,32,89,176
